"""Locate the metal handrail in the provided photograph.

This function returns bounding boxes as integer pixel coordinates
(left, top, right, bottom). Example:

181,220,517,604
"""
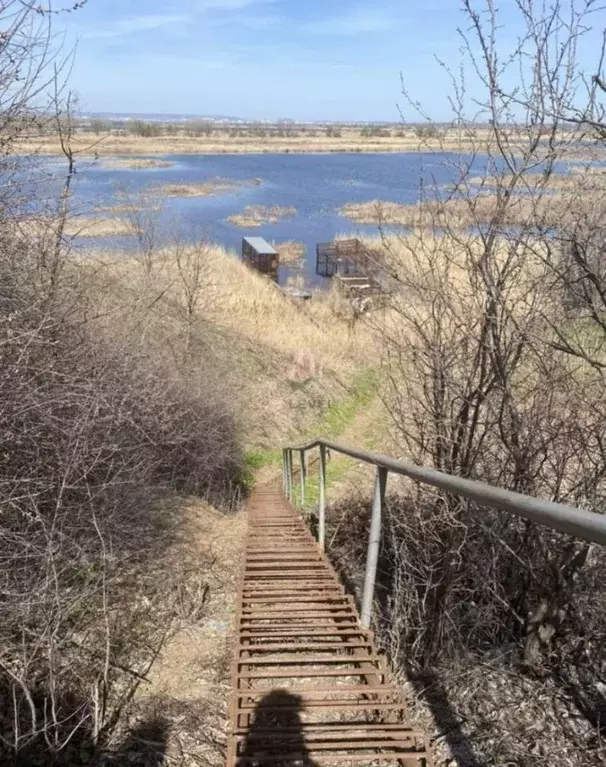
281,438,606,627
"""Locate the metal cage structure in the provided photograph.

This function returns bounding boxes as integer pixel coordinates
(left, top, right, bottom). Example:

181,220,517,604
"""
316,238,383,278
242,237,279,282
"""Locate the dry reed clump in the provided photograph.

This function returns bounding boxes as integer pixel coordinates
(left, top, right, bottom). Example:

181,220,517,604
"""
100,157,174,170
183,244,366,374
65,216,133,237
275,240,306,266
340,195,544,228
341,167,606,231
227,205,296,228
11,214,133,239
468,164,606,191
154,177,262,198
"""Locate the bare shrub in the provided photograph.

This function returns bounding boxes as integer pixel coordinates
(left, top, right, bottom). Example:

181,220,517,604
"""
172,235,214,360
124,194,164,275
0,4,244,751
329,490,603,664
355,0,606,676
0,228,243,762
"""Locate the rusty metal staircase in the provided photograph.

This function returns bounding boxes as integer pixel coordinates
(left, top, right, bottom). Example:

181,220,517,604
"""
226,485,430,766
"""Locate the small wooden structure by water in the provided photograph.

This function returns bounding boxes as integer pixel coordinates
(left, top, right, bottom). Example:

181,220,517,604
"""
242,237,279,281
335,274,384,301
316,238,389,310
316,238,384,278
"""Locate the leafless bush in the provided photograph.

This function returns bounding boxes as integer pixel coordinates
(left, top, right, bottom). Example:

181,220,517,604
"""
172,234,214,361
358,0,606,676
328,492,606,681
124,193,165,275
0,3,244,763
0,230,243,762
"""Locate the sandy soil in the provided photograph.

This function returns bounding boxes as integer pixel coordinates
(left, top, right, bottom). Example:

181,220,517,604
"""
115,499,246,766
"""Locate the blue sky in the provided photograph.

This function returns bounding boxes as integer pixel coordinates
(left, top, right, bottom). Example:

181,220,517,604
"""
58,1,605,121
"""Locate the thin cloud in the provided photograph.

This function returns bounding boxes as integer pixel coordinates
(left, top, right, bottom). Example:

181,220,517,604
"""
211,13,282,29
84,14,190,40
194,0,277,9
306,9,405,36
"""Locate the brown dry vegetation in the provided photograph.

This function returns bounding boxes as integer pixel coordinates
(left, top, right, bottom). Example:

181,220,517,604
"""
155,177,262,198
83,241,370,444
0,214,373,764
320,217,606,765
275,239,306,266
6,3,606,767
13,214,134,238
15,126,495,156
113,499,246,766
64,215,133,237
99,157,174,170
340,166,606,230
226,204,296,228
17,123,606,162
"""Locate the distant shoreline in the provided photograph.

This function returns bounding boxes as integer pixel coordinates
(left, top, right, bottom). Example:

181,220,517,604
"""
15,128,489,157
16,128,602,162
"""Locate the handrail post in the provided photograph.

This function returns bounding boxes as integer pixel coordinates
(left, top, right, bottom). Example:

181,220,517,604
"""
361,467,387,628
287,450,294,502
300,449,307,507
282,449,287,494
318,444,327,548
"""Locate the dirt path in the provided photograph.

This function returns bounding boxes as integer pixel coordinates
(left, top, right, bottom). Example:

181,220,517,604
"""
322,392,395,501
120,499,246,766
111,394,391,765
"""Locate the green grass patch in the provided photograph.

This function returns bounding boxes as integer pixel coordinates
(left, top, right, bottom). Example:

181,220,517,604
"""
245,368,378,491
288,369,379,510
245,447,280,469
317,369,377,438
297,456,351,511
242,447,282,488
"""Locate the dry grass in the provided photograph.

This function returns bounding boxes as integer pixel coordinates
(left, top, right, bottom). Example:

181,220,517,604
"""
276,240,306,266
81,242,372,445
64,216,132,237
156,182,233,198
359,230,546,285
123,499,246,766
15,126,606,163
469,164,606,191
340,180,603,229
16,214,133,238
342,196,525,228
227,205,296,228
15,127,498,156
100,158,174,170
97,202,161,215
200,245,367,372
154,177,262,199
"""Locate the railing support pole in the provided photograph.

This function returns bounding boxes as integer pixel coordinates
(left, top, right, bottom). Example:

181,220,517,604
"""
282,449,287,494
319,444,327,548
300,450,307,507
361,467,387,628
287,450,294,502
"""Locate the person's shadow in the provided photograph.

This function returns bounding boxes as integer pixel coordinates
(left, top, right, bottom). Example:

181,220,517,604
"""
239,690,317,766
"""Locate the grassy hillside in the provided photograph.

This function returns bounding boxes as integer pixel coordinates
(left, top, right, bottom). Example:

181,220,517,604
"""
81,242,374,449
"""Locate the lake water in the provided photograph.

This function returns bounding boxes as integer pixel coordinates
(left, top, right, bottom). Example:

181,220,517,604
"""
38,151,532,285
